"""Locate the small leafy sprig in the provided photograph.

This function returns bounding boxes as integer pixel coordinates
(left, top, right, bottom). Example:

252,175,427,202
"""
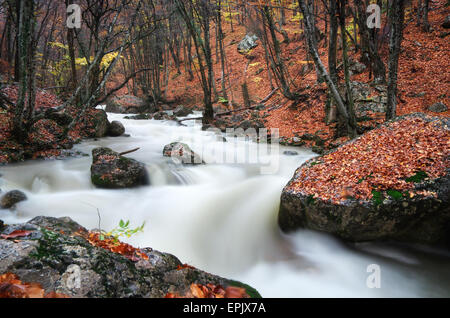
100,220,145,243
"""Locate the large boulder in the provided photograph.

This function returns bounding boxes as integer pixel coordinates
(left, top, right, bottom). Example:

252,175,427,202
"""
0,216,260,298
107,121,125,137
279,114,450,247
1,190,27,209
91,147,149,189
163,142,204,165
237,34,259,54
84,109,110,138
105,95,153,114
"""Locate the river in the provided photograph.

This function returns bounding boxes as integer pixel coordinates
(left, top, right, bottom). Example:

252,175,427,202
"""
1,112,449,297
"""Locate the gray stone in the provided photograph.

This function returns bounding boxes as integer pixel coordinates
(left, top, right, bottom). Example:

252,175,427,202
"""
237,34,259,53
428,102,448,113
91,147,149,189
1,190,27,209
172,105,193,117
108,121,125,137
105,95,154,114
163,142,204,165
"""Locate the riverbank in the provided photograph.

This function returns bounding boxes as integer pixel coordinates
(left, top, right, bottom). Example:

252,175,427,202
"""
1,113,449,297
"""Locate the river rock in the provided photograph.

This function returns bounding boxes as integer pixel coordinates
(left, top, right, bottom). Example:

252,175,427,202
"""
105,95,154,114
0,216,260,298
1,190,27,209
84,109,110,138
428,102,448,113
172,105,192,117
237,34,259,54
152,111,172,121
163,142,204,165
91,147,149,189
278,114,450,247
107,121,125,137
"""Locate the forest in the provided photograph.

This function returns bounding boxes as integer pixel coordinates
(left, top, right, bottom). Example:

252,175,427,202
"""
0,0,449,301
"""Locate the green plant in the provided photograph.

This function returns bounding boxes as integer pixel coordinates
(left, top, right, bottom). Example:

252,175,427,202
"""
387,189,403,201
100,220,146,242
405,171,428,183
218,96,228,104
371,190,383,206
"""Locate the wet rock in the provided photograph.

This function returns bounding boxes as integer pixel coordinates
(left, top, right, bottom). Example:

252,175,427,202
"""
105,95,154,114
237,33,259,54
163,142,204,165
91,147,149,189
107,121,125,137
428,102,448,113
1,190,27,209
283,151,299,156
0,216,260,298
85,109,110,138
279,114,450,247
124,114,152,120
172,105,193,117
152,111,172,121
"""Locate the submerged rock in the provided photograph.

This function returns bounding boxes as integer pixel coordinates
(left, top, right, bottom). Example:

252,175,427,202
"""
163,142,204,165
0,216,261,298
90,147,149,189
107,121,125,137
1,190,27,209
279,114,450,247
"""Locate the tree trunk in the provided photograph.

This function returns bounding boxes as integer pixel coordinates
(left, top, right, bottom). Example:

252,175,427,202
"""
386,0,405,120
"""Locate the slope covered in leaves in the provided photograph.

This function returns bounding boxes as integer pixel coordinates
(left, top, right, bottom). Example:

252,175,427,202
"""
288,115,449,204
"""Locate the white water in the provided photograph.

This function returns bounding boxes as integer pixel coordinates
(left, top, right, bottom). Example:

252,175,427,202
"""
1,112,449,297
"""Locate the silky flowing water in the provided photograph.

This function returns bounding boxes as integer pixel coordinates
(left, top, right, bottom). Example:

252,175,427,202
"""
1,112,449,297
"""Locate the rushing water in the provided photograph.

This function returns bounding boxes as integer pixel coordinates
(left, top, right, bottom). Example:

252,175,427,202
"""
1,112,449,297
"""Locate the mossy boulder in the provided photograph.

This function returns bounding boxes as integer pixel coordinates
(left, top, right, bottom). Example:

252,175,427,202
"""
279,114,450,247
90,147,149,189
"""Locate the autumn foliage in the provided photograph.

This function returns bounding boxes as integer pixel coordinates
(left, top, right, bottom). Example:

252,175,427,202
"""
165,283,249,299
0,273,69,298
289,116,449,203
85,232,149,262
